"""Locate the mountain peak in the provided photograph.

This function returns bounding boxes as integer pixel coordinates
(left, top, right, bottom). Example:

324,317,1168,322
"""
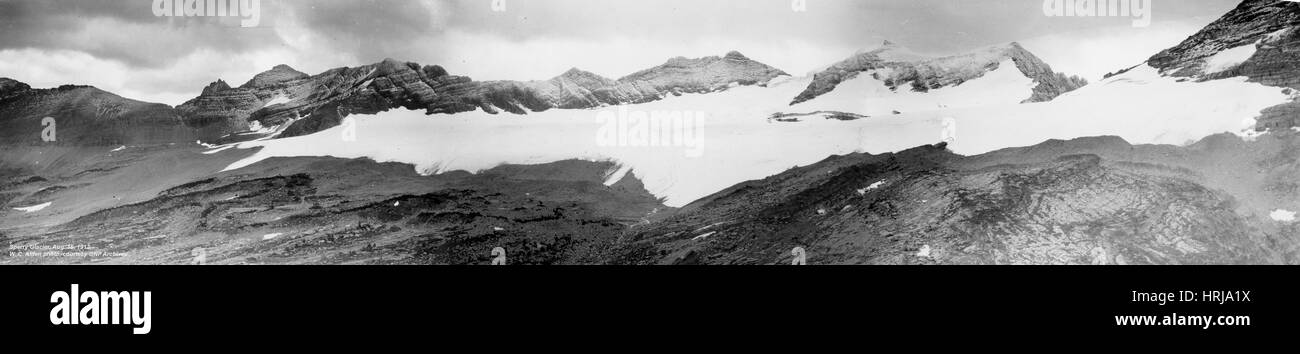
241,64,308,88
374,58,413,73
862,40,904,52
0,77,31,97
617,52,788,92
859,40,926,62
554,67,613,84
994,41,1028,54
201,79,231,95
561,67,588,76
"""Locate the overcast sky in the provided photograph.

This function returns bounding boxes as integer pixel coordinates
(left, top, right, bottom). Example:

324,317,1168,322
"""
0,0,1241,105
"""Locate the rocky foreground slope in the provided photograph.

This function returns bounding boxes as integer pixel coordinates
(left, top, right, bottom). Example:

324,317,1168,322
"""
0,151,665,265
791,41,1088,105
3,132,1295,265
608,133,1299,265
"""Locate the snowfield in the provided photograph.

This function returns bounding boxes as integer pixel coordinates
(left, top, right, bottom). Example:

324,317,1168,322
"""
12,202,52,213
217,63,1290,207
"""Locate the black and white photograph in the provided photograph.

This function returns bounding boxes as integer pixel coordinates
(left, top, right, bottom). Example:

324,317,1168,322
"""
0,0,1296,339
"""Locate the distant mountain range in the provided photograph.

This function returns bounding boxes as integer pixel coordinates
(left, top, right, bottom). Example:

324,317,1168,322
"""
2,42,1091,145
176,51,789,142
5,0,1300,147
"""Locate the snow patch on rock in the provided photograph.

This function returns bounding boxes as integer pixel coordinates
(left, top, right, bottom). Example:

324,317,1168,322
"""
1204,43,1258,74
692,231,717,241
1271,209,1296,223
261,95,293,108
12,202,52,213
857,180,887,195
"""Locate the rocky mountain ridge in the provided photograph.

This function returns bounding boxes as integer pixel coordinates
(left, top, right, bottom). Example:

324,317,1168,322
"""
1145,0,1300,131
177,52,789,140
0,79,198,145
791,41,1088,105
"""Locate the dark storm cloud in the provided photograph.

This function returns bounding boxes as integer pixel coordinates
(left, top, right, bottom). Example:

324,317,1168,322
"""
0,0,284,68
0,0,1244,70
435,0,1239,55
276,0,449,63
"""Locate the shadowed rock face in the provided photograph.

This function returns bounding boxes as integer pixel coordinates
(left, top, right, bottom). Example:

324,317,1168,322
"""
791,41,1087,106
608,133,1300,265
0,79,199,146
176,52,790,139
1146,0,1300,131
